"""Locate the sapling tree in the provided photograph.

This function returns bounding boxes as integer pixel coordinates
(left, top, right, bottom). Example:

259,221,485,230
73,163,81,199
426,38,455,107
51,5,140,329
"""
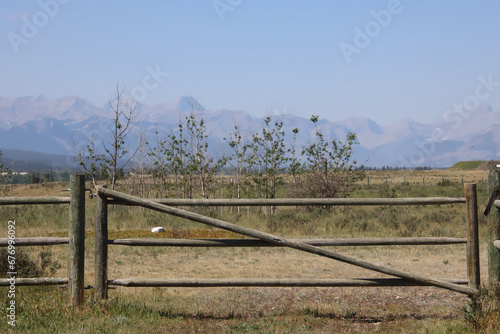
75,128,105,188
129,130,148,198
104,85,139,190
151,110,226,199
225,124,250,213
225,125,247,197
75,84,139,190
245,116,288,202
166,115,191,198
288,127,302,189
297,115,364,200
184,111,227,199
0,150,10,196
148,132,170,196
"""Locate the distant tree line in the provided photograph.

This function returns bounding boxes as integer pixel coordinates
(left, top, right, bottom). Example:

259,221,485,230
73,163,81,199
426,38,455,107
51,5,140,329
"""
360,166,435,171
0,170,73,186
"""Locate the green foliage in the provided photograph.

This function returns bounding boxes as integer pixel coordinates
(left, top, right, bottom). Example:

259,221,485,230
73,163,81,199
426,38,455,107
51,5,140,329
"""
0,248,40,278
75,128,107,185
245,116,288,201
73,103,367,206
224,124,248,208
0,150,11,196
437,178,455,186
39,247,62,277
148,110,227,199
291,115,365,202
266,210,313,234
185,111,227,199
288,127,302,188
0,247,60,278
462,285,500,332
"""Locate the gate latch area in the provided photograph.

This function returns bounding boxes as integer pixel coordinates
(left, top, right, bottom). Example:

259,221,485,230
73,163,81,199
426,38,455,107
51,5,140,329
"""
484,187,498,216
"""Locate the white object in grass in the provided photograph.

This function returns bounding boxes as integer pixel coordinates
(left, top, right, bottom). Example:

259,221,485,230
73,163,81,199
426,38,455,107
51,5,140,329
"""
151,226,165,233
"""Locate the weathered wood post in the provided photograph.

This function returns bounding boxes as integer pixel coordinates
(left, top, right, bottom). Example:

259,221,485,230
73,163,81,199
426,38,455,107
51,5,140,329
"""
95,187,108,299
488,169,500,285
465,183,480,290
68,174,85,306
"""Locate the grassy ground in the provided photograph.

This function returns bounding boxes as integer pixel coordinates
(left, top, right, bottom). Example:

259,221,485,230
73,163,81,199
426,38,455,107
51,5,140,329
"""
0,169,499,333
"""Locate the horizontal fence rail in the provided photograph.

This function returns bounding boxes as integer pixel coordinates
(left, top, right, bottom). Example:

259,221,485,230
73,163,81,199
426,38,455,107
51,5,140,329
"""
108,278,469,288
0,237,69,247
0,197,70,205
0,277,68,286
108,197,466,207
108,237,467,247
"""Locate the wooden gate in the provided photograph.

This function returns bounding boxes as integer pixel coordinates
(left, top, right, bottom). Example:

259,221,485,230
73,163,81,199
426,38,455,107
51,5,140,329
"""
94,184,480,299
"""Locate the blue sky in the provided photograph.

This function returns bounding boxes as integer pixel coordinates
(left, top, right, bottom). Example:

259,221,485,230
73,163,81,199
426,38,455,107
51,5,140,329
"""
1,0,499,125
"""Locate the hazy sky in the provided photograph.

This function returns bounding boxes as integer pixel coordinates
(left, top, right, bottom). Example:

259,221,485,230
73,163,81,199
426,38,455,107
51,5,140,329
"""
2,0,499,125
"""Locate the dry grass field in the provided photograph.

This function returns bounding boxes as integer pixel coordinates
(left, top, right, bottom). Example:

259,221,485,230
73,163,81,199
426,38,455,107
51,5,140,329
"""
1,168,499,333
360,169,487,185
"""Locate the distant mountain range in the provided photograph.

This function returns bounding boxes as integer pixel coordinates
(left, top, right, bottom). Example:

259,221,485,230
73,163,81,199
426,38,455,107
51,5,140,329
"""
1,95,499,171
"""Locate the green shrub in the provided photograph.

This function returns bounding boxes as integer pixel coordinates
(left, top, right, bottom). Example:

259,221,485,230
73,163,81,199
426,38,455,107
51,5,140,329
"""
437,178,455,187
463,285,500,332
0,247,60,278
0,248,41,278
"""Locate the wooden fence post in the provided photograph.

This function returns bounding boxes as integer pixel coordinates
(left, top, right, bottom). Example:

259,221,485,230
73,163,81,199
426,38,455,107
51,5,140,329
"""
465,183,480,290
488,169,500,285
95,188,108,299
68,174,85,306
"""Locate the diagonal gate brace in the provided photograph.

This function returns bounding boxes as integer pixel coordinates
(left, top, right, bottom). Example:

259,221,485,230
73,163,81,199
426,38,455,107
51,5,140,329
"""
96,187,476,296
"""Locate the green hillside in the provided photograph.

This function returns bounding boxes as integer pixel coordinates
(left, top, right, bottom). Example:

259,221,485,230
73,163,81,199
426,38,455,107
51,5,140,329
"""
448,160,500,171
449,161,484,170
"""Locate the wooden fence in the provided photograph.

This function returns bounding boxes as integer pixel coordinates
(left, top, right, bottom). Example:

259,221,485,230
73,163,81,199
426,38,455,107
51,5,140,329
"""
94,183,481,299
0,175,489,307
0,175,86,306
488,168,500,284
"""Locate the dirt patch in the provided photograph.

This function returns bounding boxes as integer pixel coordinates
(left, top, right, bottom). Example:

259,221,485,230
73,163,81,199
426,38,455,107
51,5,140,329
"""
476,161,500,170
